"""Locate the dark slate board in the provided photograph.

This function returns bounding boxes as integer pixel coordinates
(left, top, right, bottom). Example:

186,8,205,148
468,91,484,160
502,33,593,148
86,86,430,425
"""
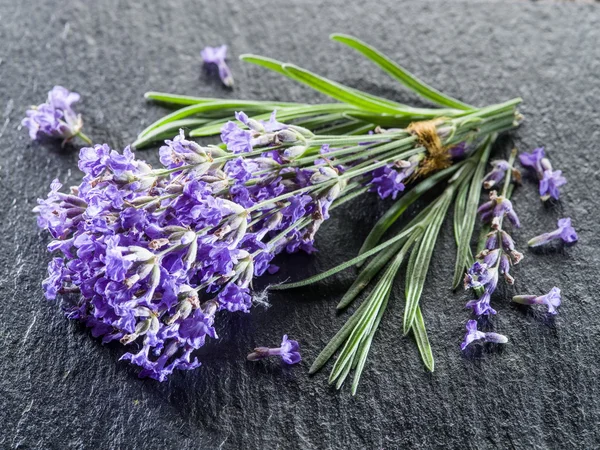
1,0,599,448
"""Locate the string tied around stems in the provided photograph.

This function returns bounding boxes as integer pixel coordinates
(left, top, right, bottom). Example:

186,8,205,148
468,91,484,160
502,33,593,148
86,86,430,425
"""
407,118,452,177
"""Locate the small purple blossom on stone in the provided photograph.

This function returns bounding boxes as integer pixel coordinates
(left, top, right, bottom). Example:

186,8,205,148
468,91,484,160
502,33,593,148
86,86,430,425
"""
461,320,508,350
247,334,301,365
519,147,545,174
482,160,510,189
519,147,566,201
513,287,561,315
22,86,87,143
528,217,578,247
539,169,566,201
201,45,234,87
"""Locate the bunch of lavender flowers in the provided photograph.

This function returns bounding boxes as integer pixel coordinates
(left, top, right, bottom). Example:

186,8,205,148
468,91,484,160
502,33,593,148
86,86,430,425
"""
38,102,517,380
22,86,91,145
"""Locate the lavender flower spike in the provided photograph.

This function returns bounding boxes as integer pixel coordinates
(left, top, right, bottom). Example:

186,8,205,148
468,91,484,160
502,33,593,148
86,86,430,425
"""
461,320,508,350
22,86,90,144
201,45,234,87
247,335,301,365
528,217,578,247
513,287,561,315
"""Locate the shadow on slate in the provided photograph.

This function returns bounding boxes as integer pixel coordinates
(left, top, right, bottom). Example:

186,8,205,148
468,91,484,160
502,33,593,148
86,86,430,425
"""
1,0,599,449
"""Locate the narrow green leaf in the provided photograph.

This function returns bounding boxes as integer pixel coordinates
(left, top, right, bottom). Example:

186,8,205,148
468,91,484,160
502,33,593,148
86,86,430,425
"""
343,111,418,128
131,118,210,149
144,91,300,107
330,245,402,386
337,218,427,309
453,178,470,247
308,300,370,375
403,192,453,334
350,293,389,395
451,136,494,289
330,34,473,111
281,63,413,115
241,54,409,111
241,54,462,117
357,162,463,261
270,225,417,290
412,306,434,372
138,101,285,138
189,104,358,137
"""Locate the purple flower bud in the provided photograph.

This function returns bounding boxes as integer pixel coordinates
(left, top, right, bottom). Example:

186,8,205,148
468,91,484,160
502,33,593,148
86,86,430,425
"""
247,335,301,364
201,45,234,87
461,320,508,350
513,287,561,315
482,160,510,189
528,217,578,247
449,141,468,160
500,230,515,252
539,169,567,201
499,254,514,284
465,291,497,316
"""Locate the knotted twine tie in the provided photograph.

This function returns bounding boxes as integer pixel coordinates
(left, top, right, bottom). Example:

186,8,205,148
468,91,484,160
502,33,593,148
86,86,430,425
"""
407,118,452,177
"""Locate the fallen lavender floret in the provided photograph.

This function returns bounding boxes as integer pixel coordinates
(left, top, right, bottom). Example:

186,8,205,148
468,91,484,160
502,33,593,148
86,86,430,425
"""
519,147,566,201
528,217,578,247
247,335,301,364
461,320,508,350
513,287,561,315
201,45,234,87
22,86,91,144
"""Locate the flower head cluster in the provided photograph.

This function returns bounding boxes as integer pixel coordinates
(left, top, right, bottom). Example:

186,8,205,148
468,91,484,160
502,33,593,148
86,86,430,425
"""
36,112,351,380
201,45,234,87
519,147,566,201
22,86,84,142
528,217,578,247
512,287,561,315
247,335,301,364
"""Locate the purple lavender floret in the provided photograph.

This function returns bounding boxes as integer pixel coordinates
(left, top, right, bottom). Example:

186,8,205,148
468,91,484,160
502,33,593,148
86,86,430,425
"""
247,334,301,364
22,86,84,142
482,160,510,189
201,45,234,87
461,320,508,350
477,191,520,229
519,147,545,173
221,110,291,154
539,169,566,201
513,287,561,315
528,217,578,247
519,147,566,201
368,156,419,200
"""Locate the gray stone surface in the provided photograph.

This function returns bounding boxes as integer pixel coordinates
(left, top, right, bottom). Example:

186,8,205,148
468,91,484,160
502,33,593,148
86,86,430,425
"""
1,0,599,448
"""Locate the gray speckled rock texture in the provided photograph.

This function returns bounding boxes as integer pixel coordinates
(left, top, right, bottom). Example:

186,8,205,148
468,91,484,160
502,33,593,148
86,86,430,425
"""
1,0,599,448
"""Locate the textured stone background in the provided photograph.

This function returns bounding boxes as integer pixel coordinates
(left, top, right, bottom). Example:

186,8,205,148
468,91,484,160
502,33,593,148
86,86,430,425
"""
1,0,599,449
